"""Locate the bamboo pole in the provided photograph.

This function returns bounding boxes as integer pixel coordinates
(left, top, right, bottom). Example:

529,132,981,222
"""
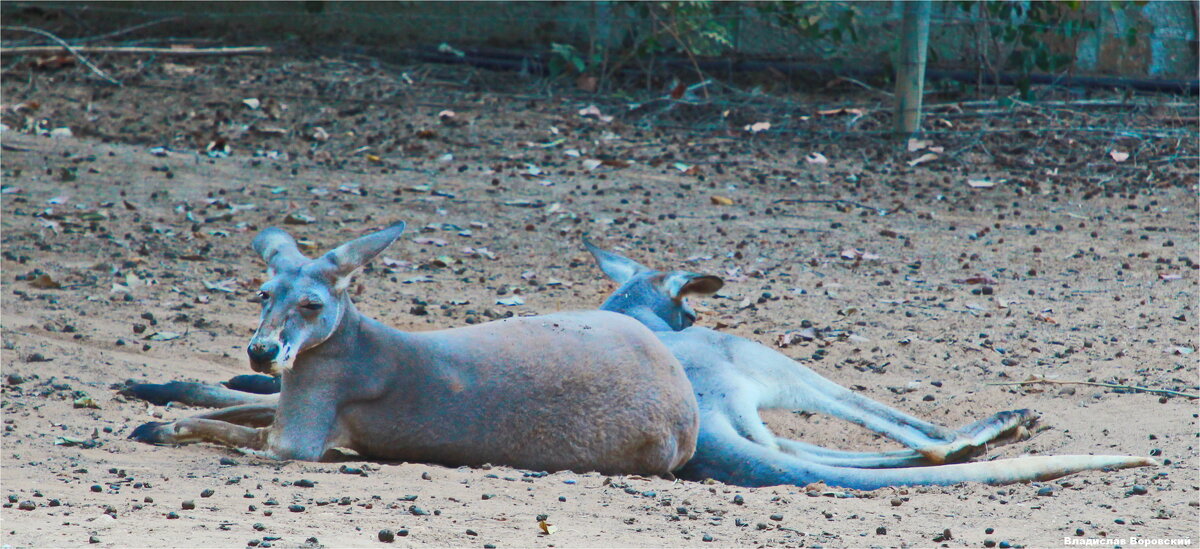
893,0,932,137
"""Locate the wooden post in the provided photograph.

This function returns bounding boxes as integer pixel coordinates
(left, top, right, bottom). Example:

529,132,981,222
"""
894,0,932,137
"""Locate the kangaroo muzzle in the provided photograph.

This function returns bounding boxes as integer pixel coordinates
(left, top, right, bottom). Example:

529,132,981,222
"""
247,340,281,374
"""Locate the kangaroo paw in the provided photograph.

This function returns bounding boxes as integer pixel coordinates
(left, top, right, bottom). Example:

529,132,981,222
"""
129,421,177,445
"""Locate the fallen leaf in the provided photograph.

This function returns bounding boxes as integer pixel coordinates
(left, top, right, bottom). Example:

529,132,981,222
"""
73,396,100,409
967,179,997,188
496,296,525,306
242,98,261,110
817,107,867,116
1034,312,1057,324
29,273,62,289
55,436,101,449
538,520,557,535
907,138,931,152
1109,150,1129,163
581,159,603,171
744,121,771,133
146,332,182,341
907,153,938,167
805,152,828,165
710,195,734,206
1158,273,1181,281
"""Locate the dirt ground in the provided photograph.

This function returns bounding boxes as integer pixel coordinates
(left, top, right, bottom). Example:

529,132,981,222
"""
1,54,1197,548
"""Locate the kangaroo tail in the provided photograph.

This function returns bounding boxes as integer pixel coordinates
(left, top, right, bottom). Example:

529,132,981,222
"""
678,416,1156,490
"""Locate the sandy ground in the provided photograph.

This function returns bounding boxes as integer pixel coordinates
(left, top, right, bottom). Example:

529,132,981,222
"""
1,55,1197,548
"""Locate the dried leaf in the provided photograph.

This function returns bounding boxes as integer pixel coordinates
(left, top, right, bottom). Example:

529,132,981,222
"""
1034,312,1058,324
1158,273,1181,281
29,273,61,289
73,396,100,409
907,138,931,152
907,153,938,167
817,107,867,116
744,121,771,133
805,152,828,165
242,98,261,110
581,159,603,171
1109,150,1129,163
967,179,997,188
146,332,182,341
538,520,557,535
496,296,525,306
710,195,734,206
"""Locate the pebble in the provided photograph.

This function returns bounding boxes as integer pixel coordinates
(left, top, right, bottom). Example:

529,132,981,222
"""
421,472,432,480
289,505,306,513
18,501,35,511
1127,485,1148,496
984,540,996,548
876,527,887,535
89,535,101,544
167,512,180,519
253,523,266,531
378,529,395,543
397,529,409,537
182,500,195,510
219,457,239,466
890,497,903,507
999,541,1012,548
465,529,478,536
732,494,744,505
1036,486,1054,497
294,479,316,488
702,534,714,542
986,527,995,534
409,505,429,516
90,485,102,493
338,465,363,475
769,514,784,521
201,489,215,498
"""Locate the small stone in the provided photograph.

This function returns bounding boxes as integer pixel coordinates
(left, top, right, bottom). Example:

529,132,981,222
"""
89,536,101,544
558,496,566,502
201,489,215,498
465,529,478,536
294,479,316,488
984,540,996,548
396,529,409,537
409,505,429,516
733,494,744,505
421,472,432,480
999,542,1012,549
481,494,494,500
876,526,887,535
769,514,784,521
1127,485,1148,496
702,534,714,542
18,501,35,511
253,523,266,531
1036,486,1054,497
90,485,102,493
167,512,180,519
890,497,903,507
289,505,306,513
182,500,196,510
986,527,995,535
144,496,154,503
378,529,395,543
219,457,239,466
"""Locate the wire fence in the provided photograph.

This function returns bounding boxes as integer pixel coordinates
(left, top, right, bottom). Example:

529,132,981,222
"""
1,1,1197,188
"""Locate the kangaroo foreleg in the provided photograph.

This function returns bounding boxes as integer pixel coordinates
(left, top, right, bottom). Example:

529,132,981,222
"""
773,438,933,468
122,381,276,408
129,417,268,451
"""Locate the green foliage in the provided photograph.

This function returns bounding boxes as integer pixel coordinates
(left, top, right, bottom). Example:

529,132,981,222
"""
957,0,1130,99
548,42,603,76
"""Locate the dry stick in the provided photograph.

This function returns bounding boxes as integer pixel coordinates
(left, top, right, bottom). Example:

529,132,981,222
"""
0,25,121,86
0,45,272,56
986,378,1199,399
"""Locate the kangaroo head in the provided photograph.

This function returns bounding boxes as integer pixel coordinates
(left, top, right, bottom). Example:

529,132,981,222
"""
583,238,723,332
247,221,406,376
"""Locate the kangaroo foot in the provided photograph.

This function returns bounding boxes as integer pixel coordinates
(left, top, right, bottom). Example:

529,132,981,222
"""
919,409,1039,464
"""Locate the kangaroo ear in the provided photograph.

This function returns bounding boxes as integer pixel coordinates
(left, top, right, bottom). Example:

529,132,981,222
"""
663,272,723,301
582,237,651,284
253,227,307,272
319,221,406,287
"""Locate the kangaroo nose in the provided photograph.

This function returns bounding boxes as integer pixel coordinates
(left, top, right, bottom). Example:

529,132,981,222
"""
247,341,280,364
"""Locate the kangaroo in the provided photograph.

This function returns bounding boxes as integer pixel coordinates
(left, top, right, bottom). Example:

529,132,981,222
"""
580,239,1155,489
123,237,1155,489
127,222,700,476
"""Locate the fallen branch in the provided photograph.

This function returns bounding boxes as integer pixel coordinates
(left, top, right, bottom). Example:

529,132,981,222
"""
986,377,1198,399
1,25,121,86
0,45,272,56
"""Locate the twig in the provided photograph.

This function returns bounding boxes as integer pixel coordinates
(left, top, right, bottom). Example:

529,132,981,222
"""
0,25,121,86
0,45,272,56
986,377,1198,399
75,17,183,44
772,198,890,214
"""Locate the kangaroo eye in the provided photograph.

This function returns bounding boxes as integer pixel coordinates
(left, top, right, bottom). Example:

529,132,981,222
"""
256,291,270,301
301,302,324,311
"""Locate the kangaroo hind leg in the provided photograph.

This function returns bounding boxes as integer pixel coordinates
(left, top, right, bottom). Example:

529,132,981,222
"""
130,417,267,452
122,380,276,408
